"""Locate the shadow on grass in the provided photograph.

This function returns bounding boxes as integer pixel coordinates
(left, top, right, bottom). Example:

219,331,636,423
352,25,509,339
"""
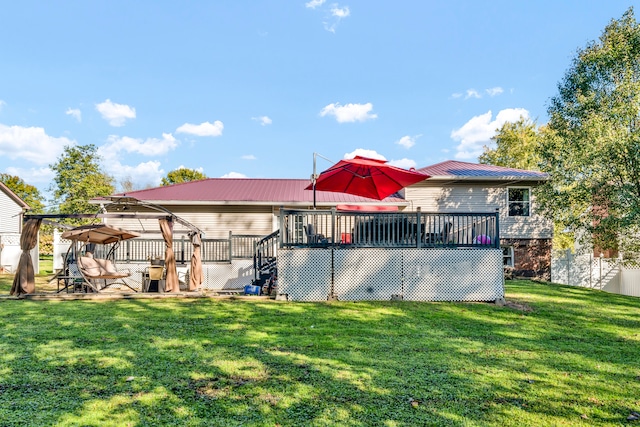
0,281,639,426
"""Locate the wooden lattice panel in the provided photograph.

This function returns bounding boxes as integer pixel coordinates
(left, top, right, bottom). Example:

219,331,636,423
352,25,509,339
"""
333,248,403,300
403,248,504,301
277,249,332,301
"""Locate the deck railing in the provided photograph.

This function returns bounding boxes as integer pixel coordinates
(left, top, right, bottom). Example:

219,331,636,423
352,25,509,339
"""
279,208,500,249
94,233,264,263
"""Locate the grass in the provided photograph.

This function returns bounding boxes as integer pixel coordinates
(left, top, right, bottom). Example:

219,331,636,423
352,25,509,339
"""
0,274,639,426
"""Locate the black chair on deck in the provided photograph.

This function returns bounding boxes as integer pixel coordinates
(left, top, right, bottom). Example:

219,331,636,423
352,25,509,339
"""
424,221,453,246
304,223,327,245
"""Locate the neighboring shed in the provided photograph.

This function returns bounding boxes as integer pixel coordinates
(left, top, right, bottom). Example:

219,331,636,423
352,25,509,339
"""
0,181,31,273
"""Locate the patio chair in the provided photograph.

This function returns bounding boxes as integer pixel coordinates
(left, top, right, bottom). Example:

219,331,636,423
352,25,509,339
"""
304,223,326,244
424,221,453,246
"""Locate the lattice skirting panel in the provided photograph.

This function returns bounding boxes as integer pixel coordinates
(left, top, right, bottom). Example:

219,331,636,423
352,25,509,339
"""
110,260,254,291
403,249,504,301
201,260,254,290
277,249,332,301
334,249,403,300
277,248,504,302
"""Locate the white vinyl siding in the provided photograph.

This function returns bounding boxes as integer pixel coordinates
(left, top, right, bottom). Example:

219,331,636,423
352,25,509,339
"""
105,204,275,239
0,189,23,234
168,205,274,238
405,183,552,239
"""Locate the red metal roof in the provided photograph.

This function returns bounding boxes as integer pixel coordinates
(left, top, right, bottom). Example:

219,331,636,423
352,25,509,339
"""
104,161,546,206
112,178,407,206
417,160,548,180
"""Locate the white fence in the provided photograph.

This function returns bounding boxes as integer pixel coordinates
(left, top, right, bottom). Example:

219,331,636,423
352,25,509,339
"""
551,250,640,297
0,233,38,274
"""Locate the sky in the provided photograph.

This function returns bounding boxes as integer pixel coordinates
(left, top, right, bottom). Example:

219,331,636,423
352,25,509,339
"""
0,1,636,201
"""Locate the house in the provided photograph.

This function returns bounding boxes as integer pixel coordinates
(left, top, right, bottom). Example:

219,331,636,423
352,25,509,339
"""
0,181,30,273
102,160,551,280
413,160,551,279
102,178,409,239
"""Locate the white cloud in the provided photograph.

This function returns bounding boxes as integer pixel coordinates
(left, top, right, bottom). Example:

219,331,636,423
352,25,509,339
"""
4,166,54,185
331,5,350,18
251,116,272,126
95,99,136,127
343,149,386,160
0,124,73,165
453,87,504,100
220,171,247,178
66,108,82,122
308,1,349,32
242,154,257,160
320,102,377,123
176,120,224,137
395,135,420,149
104,160,165,187
388,158,417,170
465,89,481,99
175,165,205,173
99,133,179,161
305,0,325,8
323,9,349,33
486,87,504,97
0,100,6,111
451,108,530,160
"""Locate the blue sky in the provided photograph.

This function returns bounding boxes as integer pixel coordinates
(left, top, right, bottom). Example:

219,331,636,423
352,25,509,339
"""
0,1,635,198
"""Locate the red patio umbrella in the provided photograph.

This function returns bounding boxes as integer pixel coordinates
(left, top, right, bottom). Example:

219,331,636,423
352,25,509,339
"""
305,156,429,206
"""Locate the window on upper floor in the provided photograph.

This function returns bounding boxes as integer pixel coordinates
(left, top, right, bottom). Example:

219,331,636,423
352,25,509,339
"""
508,187,530,217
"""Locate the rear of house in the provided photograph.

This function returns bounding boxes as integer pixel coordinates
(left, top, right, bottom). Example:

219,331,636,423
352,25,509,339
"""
411,160,552,279
92,160,551,293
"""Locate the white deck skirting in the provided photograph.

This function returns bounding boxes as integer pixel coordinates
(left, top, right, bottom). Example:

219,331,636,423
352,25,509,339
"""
94,260,254,292
278,248,504,302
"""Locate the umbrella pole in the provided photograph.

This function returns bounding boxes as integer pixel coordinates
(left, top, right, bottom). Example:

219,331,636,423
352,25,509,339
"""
312,153,317,209
311,152,336,209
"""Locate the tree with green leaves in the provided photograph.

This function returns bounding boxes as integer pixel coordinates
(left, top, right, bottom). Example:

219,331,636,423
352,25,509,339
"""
161,167,207,186
538,7,640,256
0,174,45,213
49,144,115,215
479,117,541,170
479,118,574,251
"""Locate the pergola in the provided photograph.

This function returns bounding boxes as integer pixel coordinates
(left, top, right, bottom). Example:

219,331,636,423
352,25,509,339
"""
10,197,204,296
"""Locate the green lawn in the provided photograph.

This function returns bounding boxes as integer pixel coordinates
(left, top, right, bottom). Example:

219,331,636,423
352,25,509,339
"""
0,279,638,426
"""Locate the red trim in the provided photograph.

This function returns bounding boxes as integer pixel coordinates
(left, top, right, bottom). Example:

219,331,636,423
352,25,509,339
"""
336,204,399,212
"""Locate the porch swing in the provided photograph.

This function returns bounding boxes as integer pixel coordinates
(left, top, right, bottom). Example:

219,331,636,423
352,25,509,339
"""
60,224,140,292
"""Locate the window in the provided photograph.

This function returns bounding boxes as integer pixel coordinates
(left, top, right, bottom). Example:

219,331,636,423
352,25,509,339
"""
294,215,304,243
508,187,530,216
502,246,514,267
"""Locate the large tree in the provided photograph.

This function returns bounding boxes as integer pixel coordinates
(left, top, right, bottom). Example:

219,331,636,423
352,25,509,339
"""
538,7,640,255
479,117,541,170
161,167,207,186
0,174,45,213
479,118,574,250
49,144,115,215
